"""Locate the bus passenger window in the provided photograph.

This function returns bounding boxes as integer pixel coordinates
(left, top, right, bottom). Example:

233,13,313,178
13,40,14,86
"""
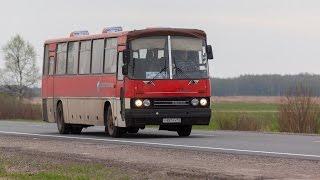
67,42,79,74
43,45,49,75
92,39,104,74
104,38,118,73
56,43,67,75
117,52,124,80
48,57,55,75
79,41,91,74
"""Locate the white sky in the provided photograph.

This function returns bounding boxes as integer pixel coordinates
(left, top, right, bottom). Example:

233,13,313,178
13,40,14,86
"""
0,0,319,78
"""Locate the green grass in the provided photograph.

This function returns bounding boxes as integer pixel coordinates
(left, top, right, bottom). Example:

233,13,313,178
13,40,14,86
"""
148,102,280,132
0,160,130,180
194,102,279,132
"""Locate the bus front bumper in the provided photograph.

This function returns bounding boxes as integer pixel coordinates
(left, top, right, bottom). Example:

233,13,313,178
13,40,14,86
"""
124,108,211,127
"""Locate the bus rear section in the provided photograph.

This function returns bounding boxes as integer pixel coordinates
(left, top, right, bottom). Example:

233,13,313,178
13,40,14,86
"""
41,28,213,138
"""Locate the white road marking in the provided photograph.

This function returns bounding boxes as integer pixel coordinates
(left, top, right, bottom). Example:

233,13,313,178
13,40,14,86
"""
192,133,216,137
0,130,320,159
314,141,320,143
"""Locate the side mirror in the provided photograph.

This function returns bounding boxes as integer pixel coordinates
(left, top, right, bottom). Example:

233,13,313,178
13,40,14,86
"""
206,45,213,60
122,64,128,75
123,49,131,64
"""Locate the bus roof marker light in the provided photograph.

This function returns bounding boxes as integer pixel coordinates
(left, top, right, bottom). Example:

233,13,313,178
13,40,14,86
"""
70,31,89,37
102,27,123,33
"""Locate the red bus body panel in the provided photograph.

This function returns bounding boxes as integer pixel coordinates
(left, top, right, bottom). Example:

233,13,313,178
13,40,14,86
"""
124,78,210,98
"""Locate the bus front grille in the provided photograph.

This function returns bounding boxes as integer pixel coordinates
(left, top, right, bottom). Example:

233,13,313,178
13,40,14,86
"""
153,100,190,108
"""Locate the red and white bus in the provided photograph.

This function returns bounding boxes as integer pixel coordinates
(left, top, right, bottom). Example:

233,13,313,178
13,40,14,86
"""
42,27,213,137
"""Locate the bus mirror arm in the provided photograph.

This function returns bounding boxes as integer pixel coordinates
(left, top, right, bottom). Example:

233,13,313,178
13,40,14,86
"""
123,49,131,64
206,45,214,60
122,64,128,75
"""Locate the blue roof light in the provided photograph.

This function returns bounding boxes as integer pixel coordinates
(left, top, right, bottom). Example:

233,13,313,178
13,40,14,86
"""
70,31,89,37
102,27,123,33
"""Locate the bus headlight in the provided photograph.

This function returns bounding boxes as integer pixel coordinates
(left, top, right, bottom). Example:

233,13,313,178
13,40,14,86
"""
191,98,199,106
143,99,151,107
135,99,143,107
200,98,208,106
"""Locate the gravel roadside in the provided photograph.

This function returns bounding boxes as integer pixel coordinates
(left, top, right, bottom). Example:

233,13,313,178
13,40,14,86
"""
0,134,319,179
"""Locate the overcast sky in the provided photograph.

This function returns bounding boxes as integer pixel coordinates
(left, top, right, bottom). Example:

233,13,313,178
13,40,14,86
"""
0,0,319,78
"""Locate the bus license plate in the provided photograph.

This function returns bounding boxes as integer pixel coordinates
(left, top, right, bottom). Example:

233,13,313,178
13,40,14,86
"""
163,118,181,123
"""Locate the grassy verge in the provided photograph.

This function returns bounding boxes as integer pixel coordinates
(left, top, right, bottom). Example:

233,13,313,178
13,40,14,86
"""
0,158,130,180
194,102,279,132
0,93,42,120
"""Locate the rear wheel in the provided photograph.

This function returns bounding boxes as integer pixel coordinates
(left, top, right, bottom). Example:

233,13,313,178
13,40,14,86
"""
105,106,124,138
56,103,71,134
177,125,192,137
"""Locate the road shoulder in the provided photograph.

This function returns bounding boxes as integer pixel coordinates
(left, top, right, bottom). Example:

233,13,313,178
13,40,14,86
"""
0,134,319,179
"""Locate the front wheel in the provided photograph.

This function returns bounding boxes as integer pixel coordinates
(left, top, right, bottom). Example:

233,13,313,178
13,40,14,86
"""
177,125,192,137
105,106,124,138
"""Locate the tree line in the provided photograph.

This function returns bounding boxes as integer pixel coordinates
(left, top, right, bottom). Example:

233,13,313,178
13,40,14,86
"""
211,74,320,96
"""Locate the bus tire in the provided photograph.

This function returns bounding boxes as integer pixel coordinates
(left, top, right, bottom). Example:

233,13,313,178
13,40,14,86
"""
105,106,123,138
177,125,192,137
56,102,71,134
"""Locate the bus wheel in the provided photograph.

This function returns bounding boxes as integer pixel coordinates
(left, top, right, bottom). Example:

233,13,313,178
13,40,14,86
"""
56,103,70,134
177,125,192,137
127,128,139,134
106,106,123,138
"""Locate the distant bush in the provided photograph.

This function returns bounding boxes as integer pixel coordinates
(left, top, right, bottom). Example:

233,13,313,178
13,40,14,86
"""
278,86,320,133
0,93,41,120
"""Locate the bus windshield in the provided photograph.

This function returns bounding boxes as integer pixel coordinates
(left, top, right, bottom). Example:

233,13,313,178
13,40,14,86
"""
128,36,208,80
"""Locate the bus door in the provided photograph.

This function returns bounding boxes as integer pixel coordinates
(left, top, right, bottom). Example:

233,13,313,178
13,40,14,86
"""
46,43,56,122
115,50,125,126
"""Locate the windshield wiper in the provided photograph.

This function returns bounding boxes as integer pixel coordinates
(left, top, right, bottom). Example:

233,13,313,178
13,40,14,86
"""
151,66,168,80
143,66,168,85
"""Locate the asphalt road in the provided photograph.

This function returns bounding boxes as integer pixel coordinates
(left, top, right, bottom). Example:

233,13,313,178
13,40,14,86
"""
0,120,320,160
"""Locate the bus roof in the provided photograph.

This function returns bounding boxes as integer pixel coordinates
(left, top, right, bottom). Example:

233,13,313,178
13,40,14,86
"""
127,28,206,41
44,28,206,44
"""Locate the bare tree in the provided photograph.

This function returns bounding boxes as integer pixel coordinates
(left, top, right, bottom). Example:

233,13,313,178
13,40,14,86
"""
0,35,39,99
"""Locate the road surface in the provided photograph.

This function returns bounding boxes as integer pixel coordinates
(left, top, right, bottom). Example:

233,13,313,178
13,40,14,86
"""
0,120,319,160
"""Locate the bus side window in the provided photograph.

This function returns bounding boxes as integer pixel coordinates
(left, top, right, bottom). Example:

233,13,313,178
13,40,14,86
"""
48,56,55,75
56,43,67,75
67,42,79,74
91,39,104,74
117,52,123,80
79,41,92,74
43,45,49,75
104,38,118,73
